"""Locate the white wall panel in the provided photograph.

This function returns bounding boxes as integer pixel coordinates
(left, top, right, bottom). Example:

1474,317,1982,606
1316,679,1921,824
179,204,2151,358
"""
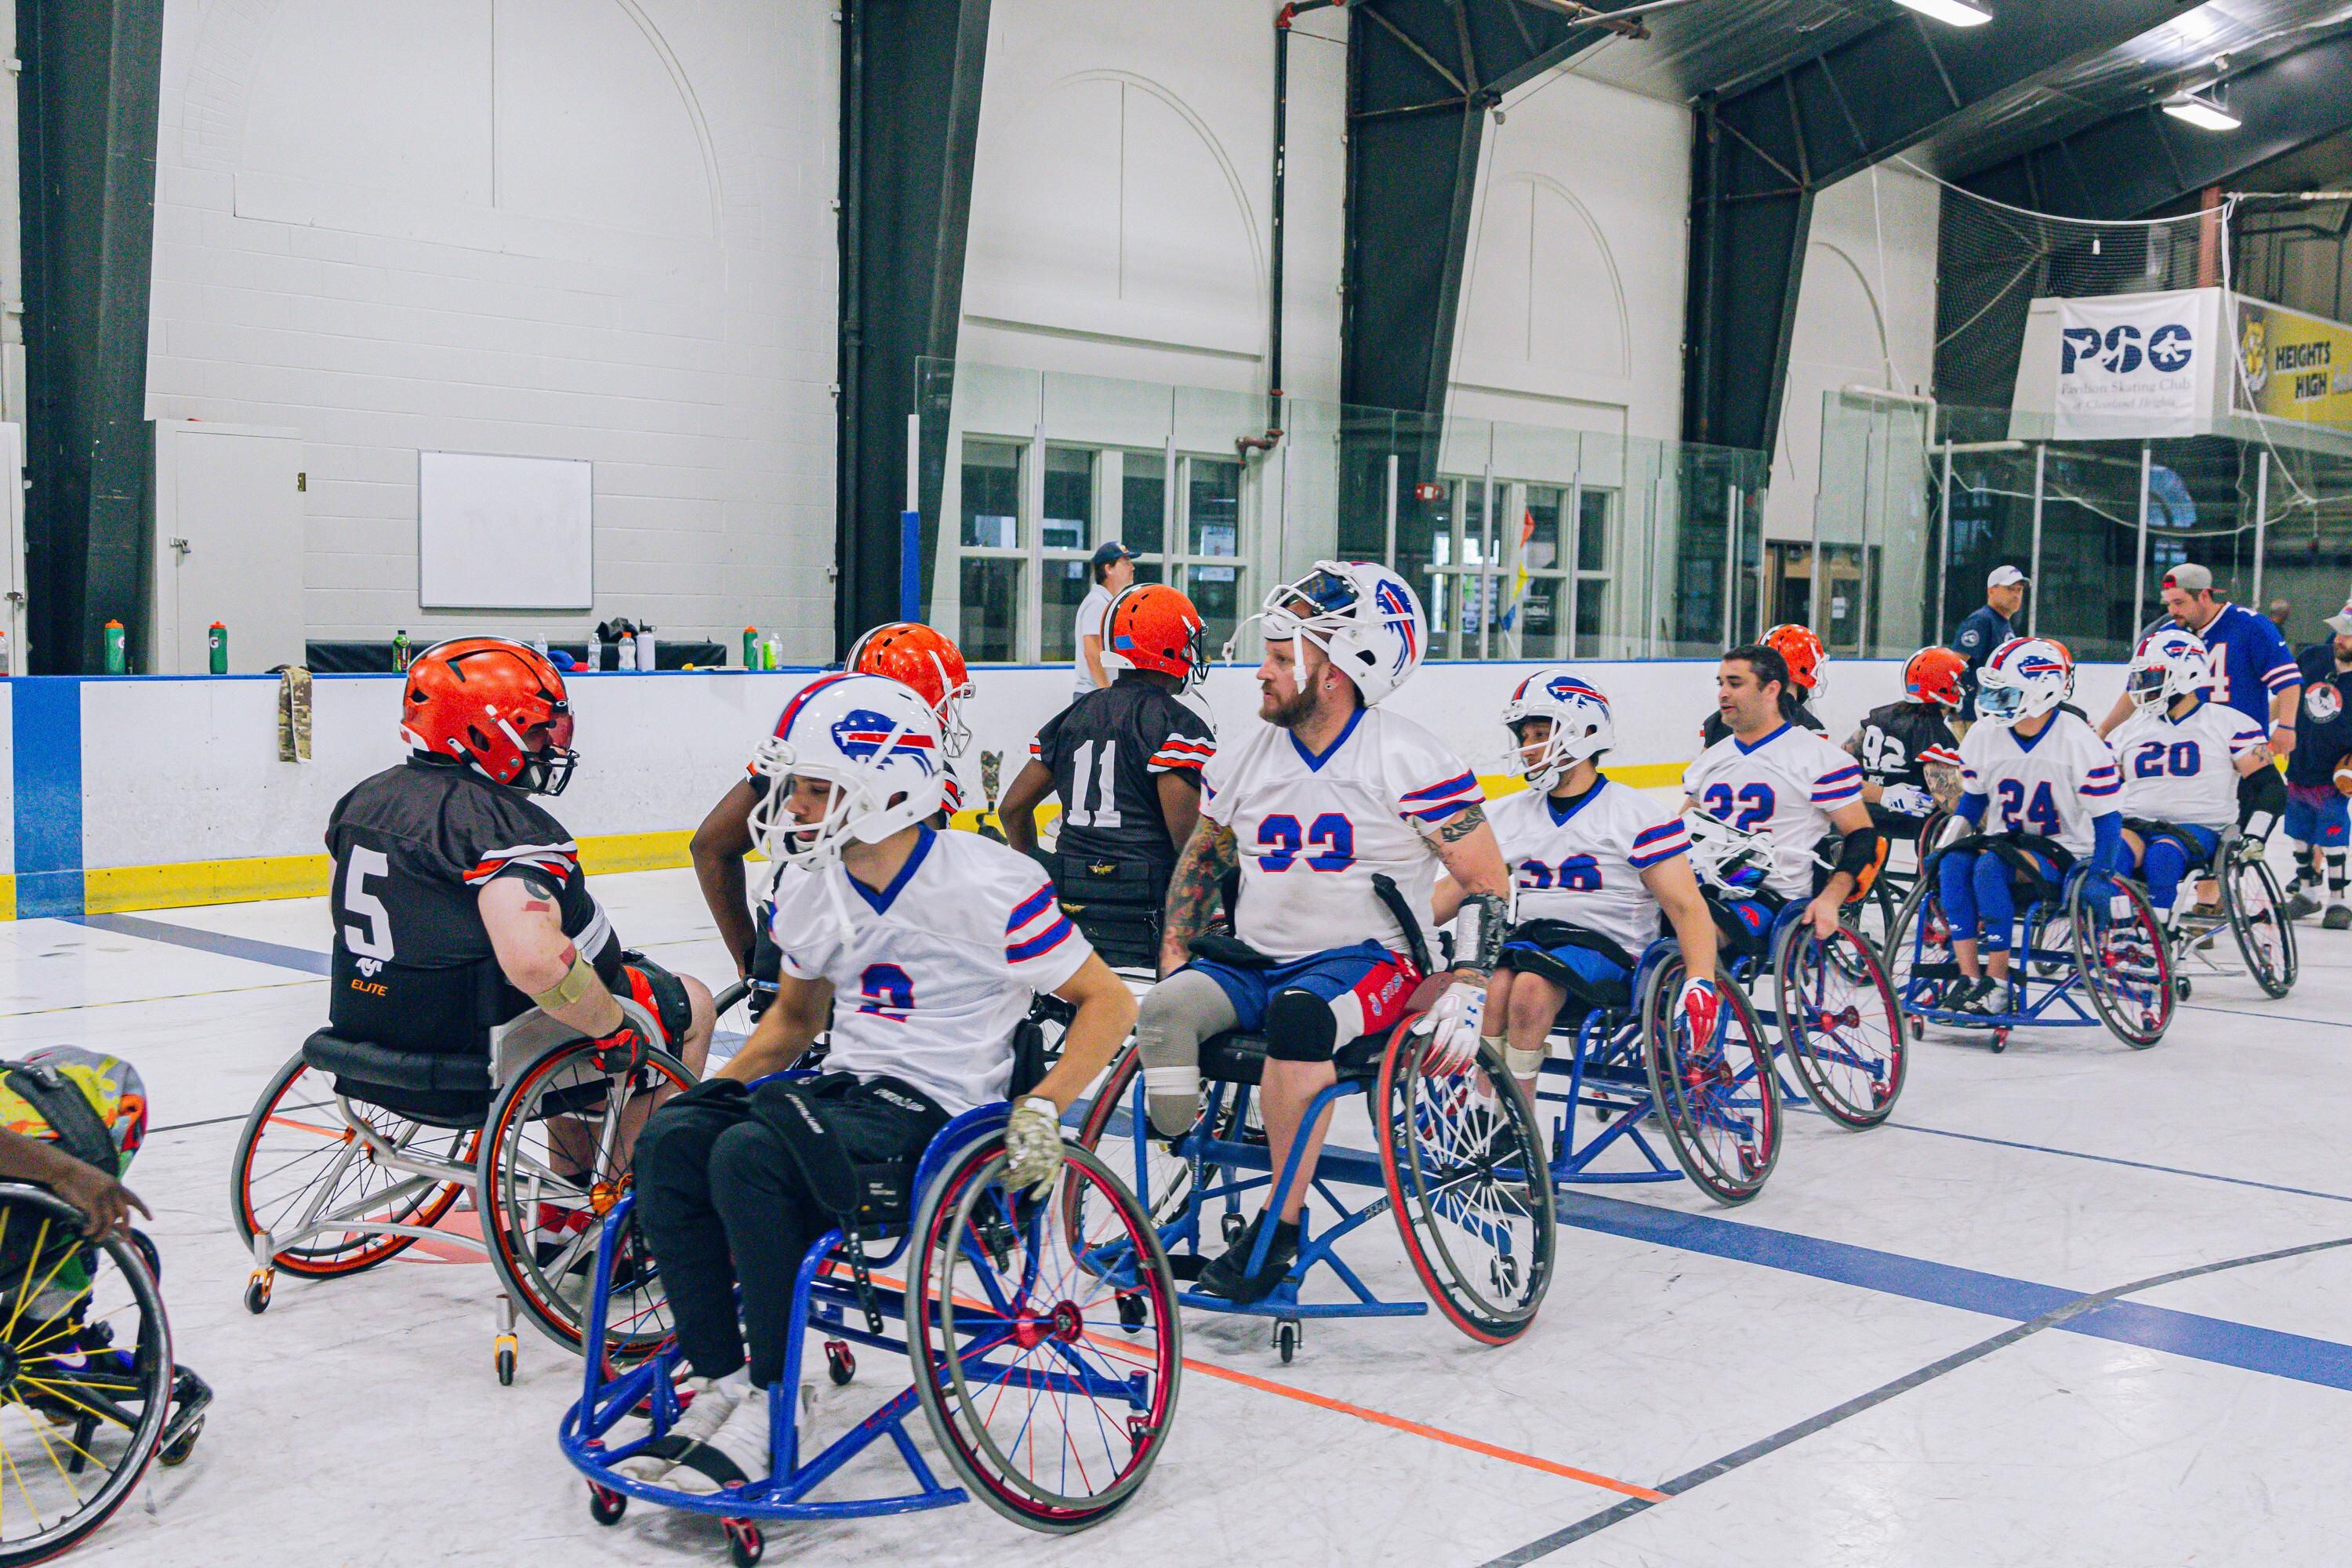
147,0,836,654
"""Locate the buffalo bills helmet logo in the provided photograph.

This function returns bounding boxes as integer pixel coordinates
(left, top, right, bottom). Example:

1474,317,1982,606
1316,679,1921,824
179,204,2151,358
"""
1544,673,1606,710
829,710,936,774
1372,579,1418,673
2013,654,2067,681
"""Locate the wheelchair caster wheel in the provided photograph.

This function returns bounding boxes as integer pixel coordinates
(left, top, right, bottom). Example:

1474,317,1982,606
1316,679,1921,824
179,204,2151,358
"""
1221,1211,1248,1247
1989,1028,2010,1054
1274,1318,1300,1364
1489,1254,1521,1296
588,1483,626,1526
2175,977,2192,1000
158,1415,204,1467
824,1340,855,1386
495,1334,518,1386
725,1518,764,1566
243,1272,272,1315
1905,1014,1925,1042
1116,1290,1149,1333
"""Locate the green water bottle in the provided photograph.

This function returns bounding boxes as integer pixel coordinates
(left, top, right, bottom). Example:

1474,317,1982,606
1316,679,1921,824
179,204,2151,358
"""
208,621,228,674
742,626,758,670
103,619,126,675
392,629,411,670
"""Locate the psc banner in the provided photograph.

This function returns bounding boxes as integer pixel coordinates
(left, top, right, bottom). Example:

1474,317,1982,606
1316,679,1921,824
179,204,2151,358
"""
2234,297,2352,426
2054,295,2209,438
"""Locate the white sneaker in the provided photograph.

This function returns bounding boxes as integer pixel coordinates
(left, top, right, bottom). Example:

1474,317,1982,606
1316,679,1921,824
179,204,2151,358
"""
614,1375,742,1485
666,1385,774,1496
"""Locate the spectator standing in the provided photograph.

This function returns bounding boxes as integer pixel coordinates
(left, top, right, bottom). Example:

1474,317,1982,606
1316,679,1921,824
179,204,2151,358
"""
1954,565,2028,724
1073,542,1137,699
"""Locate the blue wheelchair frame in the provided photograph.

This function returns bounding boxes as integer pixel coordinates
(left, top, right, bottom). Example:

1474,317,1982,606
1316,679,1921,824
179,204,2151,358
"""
558,1089,1178,1549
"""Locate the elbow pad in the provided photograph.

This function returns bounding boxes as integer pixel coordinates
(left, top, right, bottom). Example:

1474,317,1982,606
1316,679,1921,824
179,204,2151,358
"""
1450,891,1512,975
1834,828,1884,881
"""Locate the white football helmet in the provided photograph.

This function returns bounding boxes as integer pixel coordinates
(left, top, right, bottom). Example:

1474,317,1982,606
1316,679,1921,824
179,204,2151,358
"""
1682,808,1776,898
1232,561,1427,707
2127,627,2216,713
748,673,947,872
1501,668,1615,789
1973,637,2074,727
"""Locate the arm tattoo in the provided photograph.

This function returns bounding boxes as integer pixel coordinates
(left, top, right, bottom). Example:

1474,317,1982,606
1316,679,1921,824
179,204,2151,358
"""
1925,762,1962,810
1434,802,1488,845
1160,819,1240,956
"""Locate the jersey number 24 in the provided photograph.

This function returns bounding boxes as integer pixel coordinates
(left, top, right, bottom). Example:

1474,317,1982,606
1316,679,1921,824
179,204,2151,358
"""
1994,779,2063,837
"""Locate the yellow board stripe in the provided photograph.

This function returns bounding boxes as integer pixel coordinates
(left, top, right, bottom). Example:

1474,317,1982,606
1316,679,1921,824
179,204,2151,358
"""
53,765,1698,920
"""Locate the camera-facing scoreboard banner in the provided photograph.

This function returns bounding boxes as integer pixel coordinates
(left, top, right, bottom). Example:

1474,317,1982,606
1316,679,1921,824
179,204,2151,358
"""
2234,297,2352,426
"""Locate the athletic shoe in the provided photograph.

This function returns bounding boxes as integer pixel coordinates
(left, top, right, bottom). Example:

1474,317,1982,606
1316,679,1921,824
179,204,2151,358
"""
1937,976,1989,1014
2325,906,2350,931
2285,890,2321,920
1957,977,2008,1017
666,1385,775,1496
1195,1213,1298,1305
615,1375,742,1485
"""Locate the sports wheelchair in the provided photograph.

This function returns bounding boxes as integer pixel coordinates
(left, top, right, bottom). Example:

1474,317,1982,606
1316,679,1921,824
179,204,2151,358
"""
1074,965,1555,1363
2140,824,2296,1001
230,995,696,1383
0,1185,212,1566
561,1084,1181,1565
1886,836,2174,1051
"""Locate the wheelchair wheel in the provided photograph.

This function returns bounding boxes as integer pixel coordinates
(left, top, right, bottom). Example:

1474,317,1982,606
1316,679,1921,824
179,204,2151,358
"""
0,1186,175,1566
2068,875,2175,1049
1069,1044,1201,1243
2222,847,2297,999
1773,920,1906,1129
1373,1024,1555,1343
1639,958,1779,1204
710,978,756,1062
229,1049,472,1276
910,1138,1181,1534
478,1039,697,1359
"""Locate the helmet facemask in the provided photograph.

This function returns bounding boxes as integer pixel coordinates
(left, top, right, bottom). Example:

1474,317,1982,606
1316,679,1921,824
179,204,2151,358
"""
506,710,577,796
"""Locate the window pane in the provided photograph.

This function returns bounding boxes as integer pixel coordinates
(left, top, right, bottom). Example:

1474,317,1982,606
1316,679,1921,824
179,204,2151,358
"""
1186,564,1242,655
1132,558,1165,586
1574,578,1608,659
1523,486,1563,572
1189,458,1240,557
1461,481,1490,566
1043,447,1093,552
1040,557,1091,665
1521,577,1560,659
962,441,1022,550
1578,488,1611,572
1121,452,1166,558
959,557,1022,662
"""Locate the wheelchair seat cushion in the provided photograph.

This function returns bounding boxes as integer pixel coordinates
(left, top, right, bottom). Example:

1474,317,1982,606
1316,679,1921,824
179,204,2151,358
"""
301,1029,494,1127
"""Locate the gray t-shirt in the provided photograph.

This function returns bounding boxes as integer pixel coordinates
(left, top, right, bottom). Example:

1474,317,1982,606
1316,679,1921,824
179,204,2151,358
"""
1073,584,1113,697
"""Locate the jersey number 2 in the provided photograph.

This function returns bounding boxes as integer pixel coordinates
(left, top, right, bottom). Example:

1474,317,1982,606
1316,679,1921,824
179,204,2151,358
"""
1700,782,1775,832
857,964,915,1022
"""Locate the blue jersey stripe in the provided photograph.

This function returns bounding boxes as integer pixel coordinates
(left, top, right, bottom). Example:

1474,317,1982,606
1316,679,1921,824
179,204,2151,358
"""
1006,886,1055,933
1006,918,1074,963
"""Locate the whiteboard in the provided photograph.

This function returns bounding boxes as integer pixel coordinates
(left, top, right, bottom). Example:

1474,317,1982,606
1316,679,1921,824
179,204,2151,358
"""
419,451,593,609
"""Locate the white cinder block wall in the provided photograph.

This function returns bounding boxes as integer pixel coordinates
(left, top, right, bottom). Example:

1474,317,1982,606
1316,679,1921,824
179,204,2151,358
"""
144,0,840,655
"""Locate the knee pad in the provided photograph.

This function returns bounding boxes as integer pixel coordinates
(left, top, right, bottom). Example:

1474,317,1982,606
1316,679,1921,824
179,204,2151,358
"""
1262,988,1341,1063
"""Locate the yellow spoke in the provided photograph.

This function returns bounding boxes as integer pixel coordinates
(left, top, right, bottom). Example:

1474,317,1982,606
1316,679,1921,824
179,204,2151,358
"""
16,1406,83,1500
11,1377,125,1433
2,1238,88,1349
1,1219,53,1339
0,1439,43,1533
4,1398,107,1475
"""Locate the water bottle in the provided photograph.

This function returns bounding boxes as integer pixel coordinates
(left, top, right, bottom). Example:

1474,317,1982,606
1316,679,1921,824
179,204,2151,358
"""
617,629,636,670
762,635,781,671
742,626,759,670
392,630,411,670
0,630,12,676
208,621,228,674
586,627,602,673
103,619,126,675
635,625,657,671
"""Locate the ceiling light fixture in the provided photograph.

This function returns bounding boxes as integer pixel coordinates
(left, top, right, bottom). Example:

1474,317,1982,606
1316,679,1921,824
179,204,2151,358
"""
2163,83,2240,132
1889,0,1992,26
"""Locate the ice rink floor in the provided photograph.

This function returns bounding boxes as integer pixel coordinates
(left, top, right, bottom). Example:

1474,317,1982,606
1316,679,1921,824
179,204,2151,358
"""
16,861,2351,1567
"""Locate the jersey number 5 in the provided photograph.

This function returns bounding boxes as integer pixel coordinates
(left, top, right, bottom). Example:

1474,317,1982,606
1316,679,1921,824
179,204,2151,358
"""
340,847,396,960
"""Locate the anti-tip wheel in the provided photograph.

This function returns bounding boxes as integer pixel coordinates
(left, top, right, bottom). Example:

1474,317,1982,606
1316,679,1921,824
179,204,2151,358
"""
243,1272,272,1315
495,1341,517,1386
726,1519,765,1566
2176,976,2193,1000
1116,1290,1149,1333
589,1484,626,1526
1274,1319,1300,1364
1990,1029,2010,1054
158,1417,205,1467
824,1340,856,1387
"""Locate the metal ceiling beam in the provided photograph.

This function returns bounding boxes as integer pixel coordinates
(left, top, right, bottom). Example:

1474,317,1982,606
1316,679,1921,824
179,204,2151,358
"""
837,0,991,658
1961,35,2352,220
1682,0,2188,459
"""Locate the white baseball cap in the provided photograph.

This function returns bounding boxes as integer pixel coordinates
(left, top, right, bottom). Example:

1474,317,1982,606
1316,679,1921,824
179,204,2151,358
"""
1987,565,2029,590
2326,596,2352,637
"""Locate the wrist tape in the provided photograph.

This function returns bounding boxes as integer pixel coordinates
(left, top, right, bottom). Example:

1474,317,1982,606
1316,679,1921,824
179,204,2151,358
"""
532,952,600,1011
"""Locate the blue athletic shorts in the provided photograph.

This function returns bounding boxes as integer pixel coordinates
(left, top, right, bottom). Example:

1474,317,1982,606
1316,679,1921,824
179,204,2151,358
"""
1185,940,1420,1036
1497,940,1632,994
2285,784,2349,848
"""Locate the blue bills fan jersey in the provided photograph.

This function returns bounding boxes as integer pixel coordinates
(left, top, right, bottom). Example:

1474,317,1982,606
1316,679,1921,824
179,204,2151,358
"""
2112,703,2266,831
1200,706,1481,964
767,826,1093,1114
1957,711,2121,855
1489,779,1687,958
1682,723,1864,900
2188,603,2299,724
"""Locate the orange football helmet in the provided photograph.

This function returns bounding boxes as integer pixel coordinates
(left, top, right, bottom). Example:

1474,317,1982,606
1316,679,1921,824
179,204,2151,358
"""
1762,623,1825,694
1904,646,1967,709
846,622,975,755
1104,583,1208,689
400,637,575,794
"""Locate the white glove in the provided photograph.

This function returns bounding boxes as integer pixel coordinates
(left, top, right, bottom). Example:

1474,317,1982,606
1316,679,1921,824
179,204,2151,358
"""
1880,783,1933,817
1414,980,1486,1076
1002,1095,1065,1198
2109,891,2136,924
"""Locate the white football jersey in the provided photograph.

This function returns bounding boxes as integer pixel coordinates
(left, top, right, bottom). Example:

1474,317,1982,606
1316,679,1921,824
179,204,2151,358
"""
1489,779,1688,958
1681,723,1864,900
767,827,1092,1115
1200,706,1481,964
2112,702,2265,831
1958,710,2122,855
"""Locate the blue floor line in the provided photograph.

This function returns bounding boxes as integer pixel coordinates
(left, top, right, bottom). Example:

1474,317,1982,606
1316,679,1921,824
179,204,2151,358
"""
75,912,2352,1392
1856,1116,2352,1205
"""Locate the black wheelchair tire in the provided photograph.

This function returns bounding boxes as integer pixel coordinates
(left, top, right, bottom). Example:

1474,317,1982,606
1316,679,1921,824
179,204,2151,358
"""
2222,848,2297,1000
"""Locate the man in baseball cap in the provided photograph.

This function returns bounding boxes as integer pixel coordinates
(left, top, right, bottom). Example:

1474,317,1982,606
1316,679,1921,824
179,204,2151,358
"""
1073,540,1138,697
2283,590,2352,924
1952,566,2028,723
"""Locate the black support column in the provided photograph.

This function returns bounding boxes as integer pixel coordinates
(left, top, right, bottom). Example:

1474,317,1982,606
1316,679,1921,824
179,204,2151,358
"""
837,0,991,656
17,0,165,674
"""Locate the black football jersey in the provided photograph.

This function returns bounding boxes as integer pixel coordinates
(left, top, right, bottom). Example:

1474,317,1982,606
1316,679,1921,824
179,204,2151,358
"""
1032,681,1216,867
1853,700,1960,793
325,756,621,1051
1700,695,1826,750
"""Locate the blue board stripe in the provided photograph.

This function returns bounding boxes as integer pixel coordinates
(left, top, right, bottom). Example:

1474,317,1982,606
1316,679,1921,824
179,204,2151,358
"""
67,913,331,976
13,678,83,919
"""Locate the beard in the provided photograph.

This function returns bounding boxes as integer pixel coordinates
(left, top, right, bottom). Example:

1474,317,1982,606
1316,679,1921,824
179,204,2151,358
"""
1261,683,1319,730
